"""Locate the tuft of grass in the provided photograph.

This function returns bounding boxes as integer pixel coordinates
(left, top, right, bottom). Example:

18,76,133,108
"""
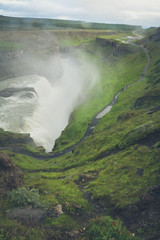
82,216,141,240
0,218,44,240
46,214,78,231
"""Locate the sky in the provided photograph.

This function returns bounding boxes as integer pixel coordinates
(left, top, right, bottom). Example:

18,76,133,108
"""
0,0,160,28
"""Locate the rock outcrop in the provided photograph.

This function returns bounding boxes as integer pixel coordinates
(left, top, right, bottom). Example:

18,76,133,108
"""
0,128,36,148
96,37,138,56
149,27,160,41
0,152,24,196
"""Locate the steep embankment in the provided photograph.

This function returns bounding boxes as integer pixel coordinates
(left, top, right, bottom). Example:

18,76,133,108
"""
0,27,160,240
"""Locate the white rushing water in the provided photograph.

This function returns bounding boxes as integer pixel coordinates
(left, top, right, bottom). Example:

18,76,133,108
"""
0,56,98,152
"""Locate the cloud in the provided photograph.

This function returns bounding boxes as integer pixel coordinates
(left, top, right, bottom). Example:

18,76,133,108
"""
0,0,27,4
0,0,84,19
0,0,160,27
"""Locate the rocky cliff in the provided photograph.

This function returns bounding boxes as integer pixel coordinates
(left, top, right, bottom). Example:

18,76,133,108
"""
96,37,138,56
149,27,160,41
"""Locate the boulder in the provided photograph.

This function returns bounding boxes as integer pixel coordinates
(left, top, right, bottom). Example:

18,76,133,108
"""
7,207,46,225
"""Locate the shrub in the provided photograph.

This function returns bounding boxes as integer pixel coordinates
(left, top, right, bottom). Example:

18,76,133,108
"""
7,187,44,208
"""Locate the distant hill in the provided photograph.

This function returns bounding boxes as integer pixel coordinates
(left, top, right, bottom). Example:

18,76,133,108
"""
0,15,140,31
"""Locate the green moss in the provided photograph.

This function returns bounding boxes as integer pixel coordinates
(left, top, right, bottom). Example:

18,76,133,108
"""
46,214,78,231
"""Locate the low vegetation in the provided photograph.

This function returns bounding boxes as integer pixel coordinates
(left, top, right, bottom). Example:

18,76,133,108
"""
82,216,141,240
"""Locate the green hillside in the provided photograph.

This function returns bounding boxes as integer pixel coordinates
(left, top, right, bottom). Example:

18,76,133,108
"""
0,17,159,240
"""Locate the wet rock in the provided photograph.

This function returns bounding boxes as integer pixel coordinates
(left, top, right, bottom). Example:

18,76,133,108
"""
0,87,36,98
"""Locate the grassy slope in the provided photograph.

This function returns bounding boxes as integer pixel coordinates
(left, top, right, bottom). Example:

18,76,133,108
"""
0,26,160,239
54,38,146,151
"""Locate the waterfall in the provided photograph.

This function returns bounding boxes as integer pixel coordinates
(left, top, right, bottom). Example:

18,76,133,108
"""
0,56,99,152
